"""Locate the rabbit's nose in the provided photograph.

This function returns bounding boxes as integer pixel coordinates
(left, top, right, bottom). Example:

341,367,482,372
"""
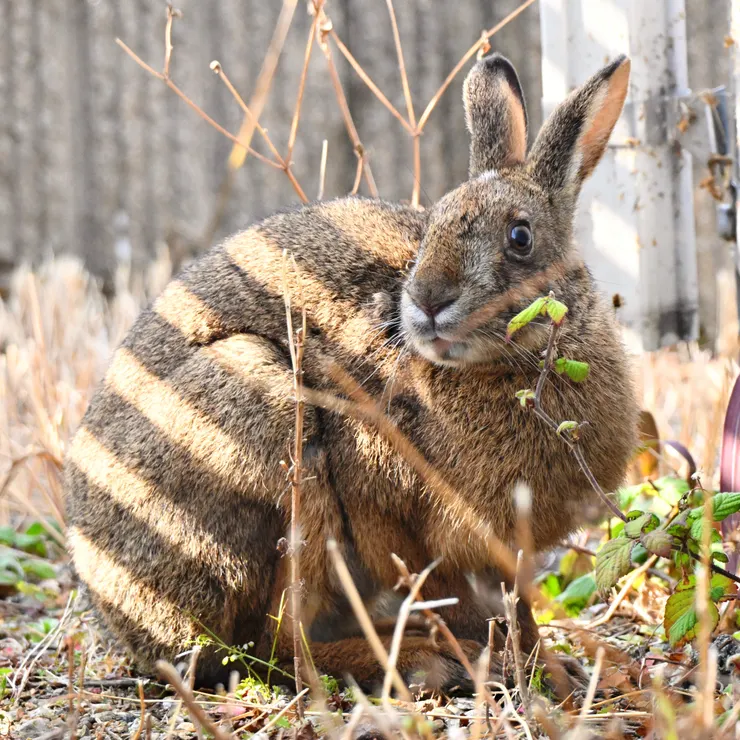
416,296,458,318
407,284,461,320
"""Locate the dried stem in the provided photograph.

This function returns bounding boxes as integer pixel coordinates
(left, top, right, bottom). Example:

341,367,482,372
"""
131,682,147,740
314,7,378,196
326,539,412,700
211,61,308,203
381,558,440,704
156,661,231,740
227,0,299,171
385,0,416,129
502,552,530,718
115,40,278,169
529,320,628,523
330,31,414,135
163,5,181,80
318,139,329,200
287,13,321,163
283,252,307,718
417,0,538,131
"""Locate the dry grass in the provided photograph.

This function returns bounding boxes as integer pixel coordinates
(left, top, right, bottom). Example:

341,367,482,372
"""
2,1,740,738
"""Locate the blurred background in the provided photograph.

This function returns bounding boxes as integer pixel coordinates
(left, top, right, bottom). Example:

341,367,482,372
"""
0,0,737,352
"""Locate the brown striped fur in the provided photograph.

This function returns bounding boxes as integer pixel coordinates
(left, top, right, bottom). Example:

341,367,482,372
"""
65,55,637,692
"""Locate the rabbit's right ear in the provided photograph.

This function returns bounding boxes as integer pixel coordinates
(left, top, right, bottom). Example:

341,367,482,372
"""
463,54,528,177
527,56,630,192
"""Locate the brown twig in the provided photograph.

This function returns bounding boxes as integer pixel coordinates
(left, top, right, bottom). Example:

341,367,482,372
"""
283,252,308,718
163,5,181,80
115,40,277,169
211,61,308,203
156,661,231,740
329,31,414,136
326,539,412,700
131,682,147,740
314,4,378,196
502,552,530,718
318,139,329,200
227,0,299,172
417,0,538,131
528,318,628,523
287,12,321,163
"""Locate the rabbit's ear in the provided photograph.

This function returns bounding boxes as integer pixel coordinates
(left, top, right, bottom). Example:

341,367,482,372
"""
463,54,528,177
528,56,630,192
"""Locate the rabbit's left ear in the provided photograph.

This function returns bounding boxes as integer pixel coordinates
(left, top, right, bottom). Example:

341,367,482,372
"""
528,56,630,192
463,54,528,177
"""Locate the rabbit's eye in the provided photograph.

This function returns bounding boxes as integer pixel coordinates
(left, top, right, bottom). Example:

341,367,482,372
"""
508,221,533,255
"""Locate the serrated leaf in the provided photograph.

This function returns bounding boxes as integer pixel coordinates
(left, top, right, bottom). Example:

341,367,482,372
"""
664,578,720,646
595,537,635,593
624,513,660,538
709,573,736,602
546,299,569,325
654,476,690,505
553,358,590,383
555,573,597,608
711,492,740,522
507,297,548,338
641,530,674,558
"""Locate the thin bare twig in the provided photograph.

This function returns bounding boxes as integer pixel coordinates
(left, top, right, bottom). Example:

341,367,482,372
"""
417,0,538,131
282,252,308,718
318,139,328,200
287,13,321,163
502,552,529,718
156,661,231,740
326,539,412,700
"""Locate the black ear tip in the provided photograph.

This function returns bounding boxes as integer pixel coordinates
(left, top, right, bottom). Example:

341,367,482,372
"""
602,54,631,79
475,53,518,78
467,53,524,102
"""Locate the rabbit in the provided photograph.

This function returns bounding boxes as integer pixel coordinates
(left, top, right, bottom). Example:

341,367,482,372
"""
64,52,638,693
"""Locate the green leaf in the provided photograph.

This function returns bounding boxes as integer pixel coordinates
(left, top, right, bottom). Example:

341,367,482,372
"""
709,573,736,602
506,297,548,338
595,537,636,593
515,389,535,408
546,299,569,325
0,527,15,546
556,421,578,437
624,513,660,538
555,573,597,608
711,492,740,521
24,522,46,537
13,533,47,558
553,358,590,383
0,570,18,587
21,560,56,581
653,477,690,505
664,579,719,646
641,530,674,558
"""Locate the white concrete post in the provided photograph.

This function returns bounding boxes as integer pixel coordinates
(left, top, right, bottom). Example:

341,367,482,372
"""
539,0,699,352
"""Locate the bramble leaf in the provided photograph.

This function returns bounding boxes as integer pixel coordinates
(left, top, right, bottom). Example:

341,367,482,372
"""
711,492,740,522
625,512,659,538
546,299,569,325
507,297,548,338
556,573,597,609
595,537,635,593
664,578,719,647
553,358,590,383
641,529,674,558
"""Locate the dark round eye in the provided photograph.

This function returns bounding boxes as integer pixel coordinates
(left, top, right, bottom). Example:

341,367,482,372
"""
508,221,533,254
